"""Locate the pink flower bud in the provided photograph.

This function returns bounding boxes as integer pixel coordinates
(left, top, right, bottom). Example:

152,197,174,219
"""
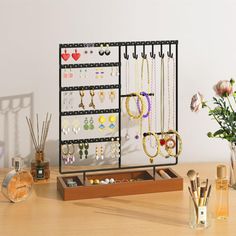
213,80,233,97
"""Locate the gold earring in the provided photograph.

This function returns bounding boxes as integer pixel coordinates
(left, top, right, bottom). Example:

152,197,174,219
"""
89,89,95,109
99,90,105,103
109,90,115,102
79,90,85,109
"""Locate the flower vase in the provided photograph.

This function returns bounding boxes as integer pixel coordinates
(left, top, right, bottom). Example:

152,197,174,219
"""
229,142,236,189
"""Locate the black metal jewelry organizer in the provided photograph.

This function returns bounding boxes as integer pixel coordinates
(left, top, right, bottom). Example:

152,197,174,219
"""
59,40,179,180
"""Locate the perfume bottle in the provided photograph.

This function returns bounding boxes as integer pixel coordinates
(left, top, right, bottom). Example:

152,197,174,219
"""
1,157,34,203
215,165,229,219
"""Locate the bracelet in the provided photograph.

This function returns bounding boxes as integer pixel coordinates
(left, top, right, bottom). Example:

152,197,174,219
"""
165,130,183,157
136,91,151,118
125,93,144,119
142,132,160,163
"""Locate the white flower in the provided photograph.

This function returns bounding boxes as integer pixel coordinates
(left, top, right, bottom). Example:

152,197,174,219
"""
190,92,204,112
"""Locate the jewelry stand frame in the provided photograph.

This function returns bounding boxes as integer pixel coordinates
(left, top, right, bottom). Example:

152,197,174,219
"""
57,40,183,200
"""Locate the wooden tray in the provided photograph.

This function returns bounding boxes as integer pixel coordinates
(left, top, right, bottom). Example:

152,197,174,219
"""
57,168,183,201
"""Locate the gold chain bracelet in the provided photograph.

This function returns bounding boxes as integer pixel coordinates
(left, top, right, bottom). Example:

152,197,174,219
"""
142,132,160,163
125,93,144,119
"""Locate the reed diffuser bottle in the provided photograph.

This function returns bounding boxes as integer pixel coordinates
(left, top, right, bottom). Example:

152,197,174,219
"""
215,165,229,219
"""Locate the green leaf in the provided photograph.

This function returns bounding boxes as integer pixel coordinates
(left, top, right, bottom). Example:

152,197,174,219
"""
213,129,225,136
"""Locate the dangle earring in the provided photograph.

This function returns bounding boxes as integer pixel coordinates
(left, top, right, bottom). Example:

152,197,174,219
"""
98,116,106,131
68,144,75,164
72,118,80,134
84,142,89,159
72,49,81,61
110,67,116,77
105,44,110,56
62,119,70,135
99,90,105,103
79,90,85,110
89,89,95,109
109,90,116,102
61,144,69,165
115,67,119,76
68,68,73,79
63,69,68,79
111,138,120,158
108,115,116,130
68,92,74,110
100,146,104,160
63,92,69,110
61,49,70,61
99,44,105,56
78,143,84,159
89,117,94,130
84,69,87,79
95,146,99,160
83,117,89,130
79,69,83,79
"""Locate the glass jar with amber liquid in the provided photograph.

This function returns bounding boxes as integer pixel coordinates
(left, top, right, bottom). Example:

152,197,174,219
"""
215,165,229,219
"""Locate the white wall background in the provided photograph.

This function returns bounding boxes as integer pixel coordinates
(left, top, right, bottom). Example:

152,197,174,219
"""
1,0,236,167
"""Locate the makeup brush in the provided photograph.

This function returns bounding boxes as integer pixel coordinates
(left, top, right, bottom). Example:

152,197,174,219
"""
188,186,198,209
205,184,212,206
199,186,206,206
196,172,200,197
203,179,208,204
187,169,198,199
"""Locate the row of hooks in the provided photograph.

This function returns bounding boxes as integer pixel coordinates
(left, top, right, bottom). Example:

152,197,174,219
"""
124,44,174,60
61,84,120,92
61,136,120,144
61,109,120,116
60,62,120,69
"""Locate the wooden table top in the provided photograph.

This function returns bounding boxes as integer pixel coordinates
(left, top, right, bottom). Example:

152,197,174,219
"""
0,163,235,236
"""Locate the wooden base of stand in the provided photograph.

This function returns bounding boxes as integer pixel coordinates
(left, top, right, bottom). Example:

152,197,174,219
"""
57,168,183,201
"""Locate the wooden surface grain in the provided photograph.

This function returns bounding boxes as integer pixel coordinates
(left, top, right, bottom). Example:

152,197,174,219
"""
0,163,235,236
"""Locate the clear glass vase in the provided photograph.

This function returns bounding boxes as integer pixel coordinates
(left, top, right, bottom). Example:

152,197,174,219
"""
229,142,236,189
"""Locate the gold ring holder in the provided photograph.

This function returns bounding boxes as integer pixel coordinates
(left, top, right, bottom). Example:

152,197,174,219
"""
125,93,144,119
142,132,160,163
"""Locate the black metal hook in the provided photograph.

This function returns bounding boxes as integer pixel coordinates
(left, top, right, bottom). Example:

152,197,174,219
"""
150,44,156,59
167,44,173,58
124,45,129,59
141,45,147,59
159,44,164,58
132,45,138,59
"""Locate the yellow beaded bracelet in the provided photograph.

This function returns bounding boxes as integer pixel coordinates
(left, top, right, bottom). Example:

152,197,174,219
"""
125,93,144,119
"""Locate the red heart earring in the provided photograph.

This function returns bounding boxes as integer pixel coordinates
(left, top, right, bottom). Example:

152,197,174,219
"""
61,49,70,61
72,49,81,61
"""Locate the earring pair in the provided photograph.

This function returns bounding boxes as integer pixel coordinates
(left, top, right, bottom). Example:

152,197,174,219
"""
79,89,96,110
84,117,94,130
110,67,119,77
62,119,80,135
99,44,110,56
79,69,87,79
95,145,104,160
98,115,117,131
95,68,104,79
99,90,116,103
78,142,89,159
63,69,73,79
61,49,81,61
61,144,75,165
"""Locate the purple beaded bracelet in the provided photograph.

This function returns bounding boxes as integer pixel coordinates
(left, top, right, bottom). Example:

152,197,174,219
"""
136,91,151,118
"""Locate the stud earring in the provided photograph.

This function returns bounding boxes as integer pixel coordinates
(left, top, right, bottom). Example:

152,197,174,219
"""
105,44,110,56
61,49,70,61
78,143,84,159
72,49,81,61
99,44,105,56
95,146,99,160
89,89,95,109
89,117,94,130
109,90,116,102
108,115,117,130
100,146,104,160
62,119,70,135
72,119,80,134
68,144,75,164
83,117,89,130
99,90,105,103
61,144,69,165
79,69,83,79
79,90,85,109
84,69,87,79
84,142,89,159
98,116,106,131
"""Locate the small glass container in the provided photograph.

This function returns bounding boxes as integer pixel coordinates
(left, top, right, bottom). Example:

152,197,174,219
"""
189,196,210,229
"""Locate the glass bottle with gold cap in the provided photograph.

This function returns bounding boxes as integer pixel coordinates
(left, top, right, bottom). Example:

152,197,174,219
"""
215,165,229,219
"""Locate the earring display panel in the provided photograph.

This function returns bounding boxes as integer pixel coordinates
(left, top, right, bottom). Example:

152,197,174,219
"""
60,43,121,172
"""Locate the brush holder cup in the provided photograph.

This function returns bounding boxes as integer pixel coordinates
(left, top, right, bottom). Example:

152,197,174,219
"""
30,151,50,181
189,196,210,229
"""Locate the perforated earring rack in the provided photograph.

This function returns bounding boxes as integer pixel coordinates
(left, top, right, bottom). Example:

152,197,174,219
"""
58,40,183,200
